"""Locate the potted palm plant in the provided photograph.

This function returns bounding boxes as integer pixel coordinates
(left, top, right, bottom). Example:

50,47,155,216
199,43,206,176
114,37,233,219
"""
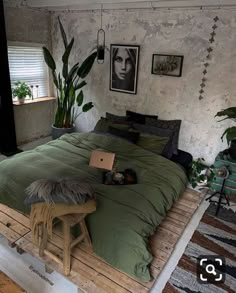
215,107,236,159
12,81,32,103
43,17,97,139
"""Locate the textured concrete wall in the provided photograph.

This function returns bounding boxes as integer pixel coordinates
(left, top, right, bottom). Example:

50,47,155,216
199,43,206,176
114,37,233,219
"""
4,5,53,145
13,101,55,145
51,9,236,164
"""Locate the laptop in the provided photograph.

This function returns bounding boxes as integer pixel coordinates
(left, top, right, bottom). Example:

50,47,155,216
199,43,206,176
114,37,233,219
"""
89,150,115,171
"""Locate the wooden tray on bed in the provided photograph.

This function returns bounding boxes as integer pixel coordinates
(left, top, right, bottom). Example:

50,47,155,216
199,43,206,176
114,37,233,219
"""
0,188,206,293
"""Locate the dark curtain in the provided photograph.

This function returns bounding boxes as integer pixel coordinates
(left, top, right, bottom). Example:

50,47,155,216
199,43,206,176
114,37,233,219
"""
0,0,18,155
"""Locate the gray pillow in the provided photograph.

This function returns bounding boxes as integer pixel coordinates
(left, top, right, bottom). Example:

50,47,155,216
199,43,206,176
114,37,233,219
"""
106,112,128,123
132,123,174,158
145,118,181,155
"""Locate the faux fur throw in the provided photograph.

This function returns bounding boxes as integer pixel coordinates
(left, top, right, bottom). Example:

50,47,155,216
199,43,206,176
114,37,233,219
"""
25,178,95,205
30,200,96,245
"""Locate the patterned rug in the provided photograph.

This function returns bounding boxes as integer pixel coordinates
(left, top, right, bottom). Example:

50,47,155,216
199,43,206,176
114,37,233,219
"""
163,203,236,293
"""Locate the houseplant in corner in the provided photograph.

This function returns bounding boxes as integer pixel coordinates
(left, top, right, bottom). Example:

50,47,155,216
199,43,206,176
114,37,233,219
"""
188,158,215,188
215,107,236,159
12,81,32,104
43,17,97,139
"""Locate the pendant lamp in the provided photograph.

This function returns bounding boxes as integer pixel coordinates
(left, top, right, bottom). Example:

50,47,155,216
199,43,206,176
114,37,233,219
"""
97,4,105,64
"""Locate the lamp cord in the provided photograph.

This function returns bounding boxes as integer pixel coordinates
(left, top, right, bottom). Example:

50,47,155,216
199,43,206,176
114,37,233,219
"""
100,4,103,29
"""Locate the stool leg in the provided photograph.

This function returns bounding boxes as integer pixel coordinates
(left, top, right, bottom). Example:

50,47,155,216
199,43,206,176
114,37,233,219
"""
63,221,71,276
79,220,92,250
39,225,48,257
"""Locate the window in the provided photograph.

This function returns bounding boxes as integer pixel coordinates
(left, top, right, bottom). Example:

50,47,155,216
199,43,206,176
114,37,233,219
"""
8,44,49,99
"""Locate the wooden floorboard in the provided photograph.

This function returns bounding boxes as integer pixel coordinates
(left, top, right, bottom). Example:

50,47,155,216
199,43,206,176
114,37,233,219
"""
0,270,26,293
0,187,206,293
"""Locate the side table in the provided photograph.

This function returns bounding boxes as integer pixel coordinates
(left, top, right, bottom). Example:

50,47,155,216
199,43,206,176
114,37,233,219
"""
207,151,236,215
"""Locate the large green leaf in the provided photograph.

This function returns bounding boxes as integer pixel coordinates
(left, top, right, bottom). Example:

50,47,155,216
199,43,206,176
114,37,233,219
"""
62,38,74,79
82,102,94,112
215,107,236,122
58,17,68,49
75,80,86,91
52,71,59,89
62,38,74,64
77,52,97,79
66,62,79,83
76,91,84,106
68,85,76,109
221,126,236,144
58,73,62,92
43,47,56,71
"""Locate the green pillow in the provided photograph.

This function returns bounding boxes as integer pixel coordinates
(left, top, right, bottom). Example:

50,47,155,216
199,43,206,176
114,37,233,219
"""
94,118,130,133
110,123,130,130
137,134,169,155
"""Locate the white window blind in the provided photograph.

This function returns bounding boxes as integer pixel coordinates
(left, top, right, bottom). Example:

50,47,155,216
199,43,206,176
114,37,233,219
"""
8,45,49,99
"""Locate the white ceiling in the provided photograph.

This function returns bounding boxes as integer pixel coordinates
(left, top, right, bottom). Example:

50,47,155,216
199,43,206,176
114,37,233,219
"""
25,0,236,10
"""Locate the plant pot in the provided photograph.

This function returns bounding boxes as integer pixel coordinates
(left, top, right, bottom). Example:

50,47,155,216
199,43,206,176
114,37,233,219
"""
17,97,25,104
52,125,76,140
229,139,236,160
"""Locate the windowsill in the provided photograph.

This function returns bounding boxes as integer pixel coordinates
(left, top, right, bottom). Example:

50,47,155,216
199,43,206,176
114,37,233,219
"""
13,96,56,106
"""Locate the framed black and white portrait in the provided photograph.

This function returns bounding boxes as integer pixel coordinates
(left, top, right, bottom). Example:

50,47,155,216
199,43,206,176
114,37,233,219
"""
110,44,140,95
151,54,184,77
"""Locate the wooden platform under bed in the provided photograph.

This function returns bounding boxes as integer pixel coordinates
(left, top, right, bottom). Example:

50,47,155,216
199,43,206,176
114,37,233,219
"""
0,188,206,293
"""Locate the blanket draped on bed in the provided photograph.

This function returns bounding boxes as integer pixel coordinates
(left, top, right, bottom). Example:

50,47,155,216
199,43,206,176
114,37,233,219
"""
0,132,187,281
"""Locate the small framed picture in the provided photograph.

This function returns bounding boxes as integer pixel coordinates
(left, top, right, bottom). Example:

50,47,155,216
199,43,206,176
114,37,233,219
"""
151,54,184,77
110,44,140,94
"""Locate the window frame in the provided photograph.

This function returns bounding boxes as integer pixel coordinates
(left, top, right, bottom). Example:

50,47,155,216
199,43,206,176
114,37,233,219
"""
7,41,50,101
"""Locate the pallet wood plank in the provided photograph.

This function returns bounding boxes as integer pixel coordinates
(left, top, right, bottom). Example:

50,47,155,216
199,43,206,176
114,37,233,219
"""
0,211,29,236
166,211,190,224
159,221,184,235
173,202,196,214
0,204,30,228
177,198,200,209
170,207,192,219
185,187,203,197
151,228,179,246
151,256,166,270
0,222,22,244
150,240,173,256
180,191,200,202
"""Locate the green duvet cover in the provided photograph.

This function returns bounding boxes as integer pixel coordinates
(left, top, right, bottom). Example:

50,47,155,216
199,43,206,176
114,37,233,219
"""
0,132,187,281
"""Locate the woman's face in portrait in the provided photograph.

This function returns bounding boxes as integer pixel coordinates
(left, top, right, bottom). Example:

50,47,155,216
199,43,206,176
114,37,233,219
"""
114,48,133,81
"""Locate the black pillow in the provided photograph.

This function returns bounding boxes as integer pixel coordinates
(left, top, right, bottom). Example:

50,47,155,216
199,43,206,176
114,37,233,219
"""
108,126,140,143
132,123,174,158
145,118,181,155
171,149,193,172
126,110,158,124
106,112,128,123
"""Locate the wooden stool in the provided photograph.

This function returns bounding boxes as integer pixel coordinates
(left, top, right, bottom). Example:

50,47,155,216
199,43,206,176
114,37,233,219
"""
39,213,93,276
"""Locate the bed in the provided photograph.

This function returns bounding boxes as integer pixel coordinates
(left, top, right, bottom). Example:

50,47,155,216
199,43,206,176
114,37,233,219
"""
0,132,187,281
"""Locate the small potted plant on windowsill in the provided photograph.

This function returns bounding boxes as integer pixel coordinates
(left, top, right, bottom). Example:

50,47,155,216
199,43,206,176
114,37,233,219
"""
12,81,32,103
43,17,97,139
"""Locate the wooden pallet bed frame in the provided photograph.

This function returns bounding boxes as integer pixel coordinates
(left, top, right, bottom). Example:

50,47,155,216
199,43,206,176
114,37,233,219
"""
0,188,206,293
